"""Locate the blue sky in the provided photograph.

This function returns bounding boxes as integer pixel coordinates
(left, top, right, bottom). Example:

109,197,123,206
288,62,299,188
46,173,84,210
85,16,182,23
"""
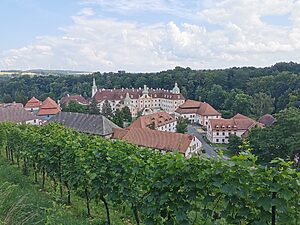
0,0,299,72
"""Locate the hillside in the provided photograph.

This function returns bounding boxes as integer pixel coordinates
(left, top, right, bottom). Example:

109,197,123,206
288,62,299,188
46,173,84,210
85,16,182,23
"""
0,156,133,225
0,123,299,225
1,62,300,119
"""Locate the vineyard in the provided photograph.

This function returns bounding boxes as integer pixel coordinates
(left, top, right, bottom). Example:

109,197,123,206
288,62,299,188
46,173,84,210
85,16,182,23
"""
0,122,299,225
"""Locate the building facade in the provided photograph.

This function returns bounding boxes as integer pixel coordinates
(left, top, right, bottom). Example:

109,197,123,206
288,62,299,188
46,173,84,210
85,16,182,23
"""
24,97,42,114
128,111,177,132
175,100,221,126
0,106,41,125
207,113,262,144
36,97,61,120
92,79,185,117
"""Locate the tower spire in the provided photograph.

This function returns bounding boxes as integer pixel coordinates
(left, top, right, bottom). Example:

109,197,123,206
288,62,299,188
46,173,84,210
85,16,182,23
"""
92,78,98,97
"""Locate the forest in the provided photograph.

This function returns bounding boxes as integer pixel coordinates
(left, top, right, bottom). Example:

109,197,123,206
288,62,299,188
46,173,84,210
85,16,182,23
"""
1,62,300,118
0,122,299,225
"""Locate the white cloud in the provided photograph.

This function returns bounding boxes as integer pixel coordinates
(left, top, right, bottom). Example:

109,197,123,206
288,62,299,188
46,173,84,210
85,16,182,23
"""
1,0,300,71
77,8,95,17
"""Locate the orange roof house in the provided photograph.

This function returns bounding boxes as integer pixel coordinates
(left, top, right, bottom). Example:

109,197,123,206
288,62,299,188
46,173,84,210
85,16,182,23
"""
37,97,61,118
175,99,221,125
128,112,176,131
25,97,42,110
112,127,201,156
175,99,221,116
207,113,263,143
59,94,88,106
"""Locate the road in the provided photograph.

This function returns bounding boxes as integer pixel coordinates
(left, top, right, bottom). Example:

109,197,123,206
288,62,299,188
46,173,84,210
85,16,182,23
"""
187,125,219,158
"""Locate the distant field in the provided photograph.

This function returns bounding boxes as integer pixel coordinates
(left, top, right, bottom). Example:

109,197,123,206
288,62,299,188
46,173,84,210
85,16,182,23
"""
0,72,17,76
0,70,91,77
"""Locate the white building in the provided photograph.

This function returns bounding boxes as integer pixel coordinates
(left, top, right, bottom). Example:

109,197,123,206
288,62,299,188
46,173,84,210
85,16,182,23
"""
92,79,185,117
128,111,177,132
175,100,221,126
207,113,262,144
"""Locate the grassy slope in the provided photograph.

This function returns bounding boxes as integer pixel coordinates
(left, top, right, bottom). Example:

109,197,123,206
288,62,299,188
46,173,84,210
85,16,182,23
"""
0,156,132,225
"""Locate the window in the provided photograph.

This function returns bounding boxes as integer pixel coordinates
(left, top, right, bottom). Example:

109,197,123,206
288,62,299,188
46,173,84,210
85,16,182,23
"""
222,132,225,135
216,132,219,135
216,139,219,142
222,139,225,143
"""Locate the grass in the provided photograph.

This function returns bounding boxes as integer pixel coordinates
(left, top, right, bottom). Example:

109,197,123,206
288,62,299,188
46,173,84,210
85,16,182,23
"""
0,156,133,225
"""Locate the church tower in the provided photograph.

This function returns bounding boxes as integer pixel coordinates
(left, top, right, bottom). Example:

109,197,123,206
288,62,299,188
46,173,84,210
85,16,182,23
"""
92,78,98,97
172,82,180,94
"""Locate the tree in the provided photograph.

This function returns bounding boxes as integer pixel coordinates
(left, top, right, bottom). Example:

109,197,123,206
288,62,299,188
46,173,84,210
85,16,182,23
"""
15,91,27,105
101,100,113,119
88,98,100,115
249,107,300,163
62,101,88,113
2,93,13,103
113,109,124,127
176,117,189,133
228,135,243,154
206,84,226,109
232,93,253,116
121,106,132,122
147,122,155,130
134,109,144,120
251,92,274,118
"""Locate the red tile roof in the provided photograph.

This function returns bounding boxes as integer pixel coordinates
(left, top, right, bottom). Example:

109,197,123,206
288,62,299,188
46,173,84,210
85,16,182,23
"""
25,97,42,109
112,127,195,154
209,113,261,132
59,95,88,106
94,88,185,102
175,100,221,116
128,112,176,129
258,114,276,127
37,97,61,116
0,107,38,123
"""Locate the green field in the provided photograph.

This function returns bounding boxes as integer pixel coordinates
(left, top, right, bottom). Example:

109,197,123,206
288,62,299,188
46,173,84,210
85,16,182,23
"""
0,156,133,225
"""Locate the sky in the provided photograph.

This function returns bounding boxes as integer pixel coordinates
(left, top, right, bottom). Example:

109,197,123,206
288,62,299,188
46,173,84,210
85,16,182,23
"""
0,0,300,72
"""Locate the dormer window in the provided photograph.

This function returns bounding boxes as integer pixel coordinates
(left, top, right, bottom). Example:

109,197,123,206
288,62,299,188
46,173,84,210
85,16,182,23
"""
228,125,231,128
222,125,225,128
216,125,219,128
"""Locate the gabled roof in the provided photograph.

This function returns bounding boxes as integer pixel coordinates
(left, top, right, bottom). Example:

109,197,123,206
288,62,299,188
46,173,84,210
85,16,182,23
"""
258,114,276,127
128,112,176,129
112,127,195,154
37,97,61,116
59,95,88,106
209,113,261,132
0,107,38,123
175,100,221,116
25,97,42,109
49,112,120,136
